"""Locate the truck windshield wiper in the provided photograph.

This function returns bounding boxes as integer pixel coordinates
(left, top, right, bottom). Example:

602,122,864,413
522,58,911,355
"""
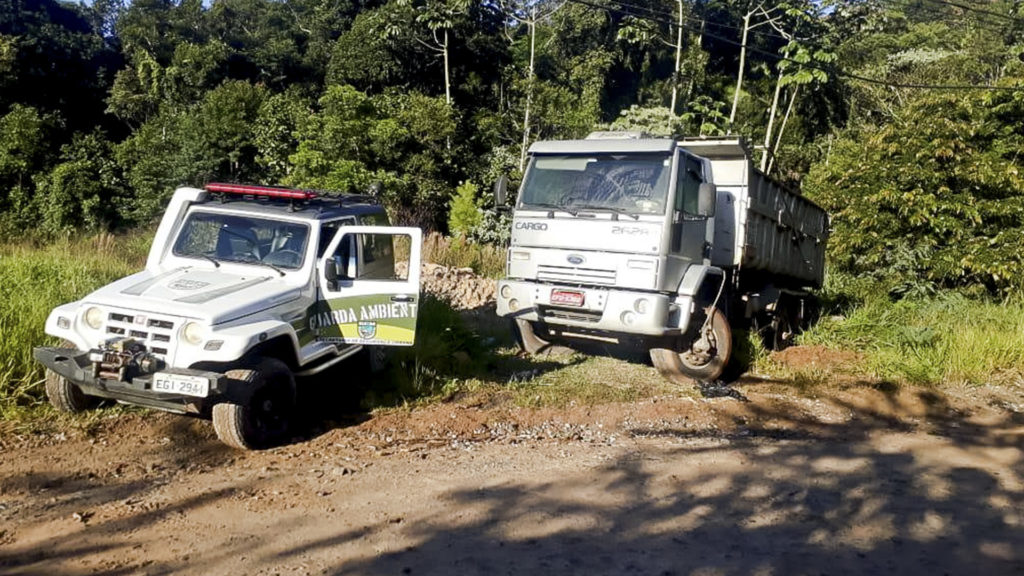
522,202,578,217
572,205,640,220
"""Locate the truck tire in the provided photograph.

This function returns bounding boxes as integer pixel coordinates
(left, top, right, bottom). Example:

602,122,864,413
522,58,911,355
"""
44,368,97,413
512,318,550,355
213,358,295,450
650,308,732,383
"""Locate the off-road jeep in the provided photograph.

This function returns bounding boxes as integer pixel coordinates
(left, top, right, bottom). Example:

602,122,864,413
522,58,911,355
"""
34,183,422,449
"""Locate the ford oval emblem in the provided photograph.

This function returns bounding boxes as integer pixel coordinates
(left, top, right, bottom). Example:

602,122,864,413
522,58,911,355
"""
567,254,585,265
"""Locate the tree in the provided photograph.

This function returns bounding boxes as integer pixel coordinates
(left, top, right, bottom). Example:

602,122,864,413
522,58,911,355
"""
500,0,564,169
804,88,1024,295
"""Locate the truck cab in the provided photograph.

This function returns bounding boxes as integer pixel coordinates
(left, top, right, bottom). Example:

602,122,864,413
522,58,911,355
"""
35,183,422,449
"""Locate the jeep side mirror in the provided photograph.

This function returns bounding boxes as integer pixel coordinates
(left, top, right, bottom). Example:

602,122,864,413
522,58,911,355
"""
697,182,717,217
494,174,509,207
324,258,339,291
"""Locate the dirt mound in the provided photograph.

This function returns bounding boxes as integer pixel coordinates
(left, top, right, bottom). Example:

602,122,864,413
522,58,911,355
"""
400,262,497,310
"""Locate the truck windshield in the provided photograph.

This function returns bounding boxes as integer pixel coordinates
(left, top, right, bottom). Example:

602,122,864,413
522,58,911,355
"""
519,153,672,215
172,211,311,270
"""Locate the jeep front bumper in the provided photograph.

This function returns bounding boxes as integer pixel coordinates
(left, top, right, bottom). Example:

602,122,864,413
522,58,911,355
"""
34,346,228,414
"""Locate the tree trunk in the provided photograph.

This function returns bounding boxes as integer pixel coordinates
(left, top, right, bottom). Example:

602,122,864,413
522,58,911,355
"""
669,0,684,123
767,84,799,175
760,66,784,172
728,10,752,132
443,28,452,107
519,9,537,172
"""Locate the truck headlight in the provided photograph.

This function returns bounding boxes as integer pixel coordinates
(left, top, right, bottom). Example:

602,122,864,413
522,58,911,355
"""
634,298,649,314
83,307,104,330
181,322,205,345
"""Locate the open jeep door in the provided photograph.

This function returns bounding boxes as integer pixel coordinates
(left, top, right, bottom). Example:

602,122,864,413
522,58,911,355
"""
315,226,422,346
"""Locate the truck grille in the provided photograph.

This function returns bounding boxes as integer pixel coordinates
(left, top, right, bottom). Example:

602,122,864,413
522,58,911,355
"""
537,264,617,286
104,311,179,357
542,307,603,323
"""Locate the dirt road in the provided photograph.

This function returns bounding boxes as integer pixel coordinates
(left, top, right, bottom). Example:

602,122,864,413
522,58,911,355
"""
1,378,1022,576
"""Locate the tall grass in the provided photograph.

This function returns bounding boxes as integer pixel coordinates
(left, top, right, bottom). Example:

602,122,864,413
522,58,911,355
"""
0,233,150,418
421,233,506,279
802,291,1024,386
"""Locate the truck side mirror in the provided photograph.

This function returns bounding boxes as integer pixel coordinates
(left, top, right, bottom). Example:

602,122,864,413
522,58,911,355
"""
494,175,509,207
697,183,717,217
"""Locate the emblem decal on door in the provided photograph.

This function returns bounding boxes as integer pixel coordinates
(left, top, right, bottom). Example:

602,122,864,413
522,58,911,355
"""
357,321,377,339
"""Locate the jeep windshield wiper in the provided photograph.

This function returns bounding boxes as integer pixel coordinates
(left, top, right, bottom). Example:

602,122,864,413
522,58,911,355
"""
249,260,286,277
198,254,221,268
522,202,578,217
572,205,640,220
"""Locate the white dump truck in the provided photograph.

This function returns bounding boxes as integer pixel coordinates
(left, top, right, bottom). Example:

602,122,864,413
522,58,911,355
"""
495,133,829,382
35,183,422,449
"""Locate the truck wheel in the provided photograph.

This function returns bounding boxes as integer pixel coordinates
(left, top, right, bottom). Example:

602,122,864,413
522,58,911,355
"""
512,318,550,355
650,308,732,383
45,368,97,413
213,358,295,450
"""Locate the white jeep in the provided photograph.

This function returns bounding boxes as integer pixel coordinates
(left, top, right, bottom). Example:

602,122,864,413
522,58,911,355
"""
34,183,423,449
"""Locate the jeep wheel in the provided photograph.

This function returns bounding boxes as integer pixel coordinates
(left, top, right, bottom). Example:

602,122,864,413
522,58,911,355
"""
213,358,295,450
45,368,97,413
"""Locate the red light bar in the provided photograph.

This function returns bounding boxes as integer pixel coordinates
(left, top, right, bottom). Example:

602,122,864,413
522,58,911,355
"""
205,182,317,201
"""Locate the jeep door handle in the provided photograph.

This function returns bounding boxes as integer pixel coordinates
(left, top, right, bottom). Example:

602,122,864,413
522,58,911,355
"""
391,295,414,303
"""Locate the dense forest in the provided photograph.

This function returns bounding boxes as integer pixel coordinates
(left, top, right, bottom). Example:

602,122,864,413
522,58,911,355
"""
1,0,1023,294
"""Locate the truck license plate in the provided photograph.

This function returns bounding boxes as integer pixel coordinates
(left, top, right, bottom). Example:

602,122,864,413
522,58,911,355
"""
152,373,210,397
550,289,585,307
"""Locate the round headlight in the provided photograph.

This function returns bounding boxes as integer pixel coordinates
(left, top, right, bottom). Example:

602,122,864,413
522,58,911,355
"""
634,298,650,314
83,307,104,330
182,322,205,345
500,285,512,299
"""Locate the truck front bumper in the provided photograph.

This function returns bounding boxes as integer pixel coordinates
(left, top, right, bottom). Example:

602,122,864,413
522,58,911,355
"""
34,346,228,414
496,279,691,337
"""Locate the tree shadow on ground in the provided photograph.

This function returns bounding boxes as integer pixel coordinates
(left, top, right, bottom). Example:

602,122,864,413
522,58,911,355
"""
260,379,1023,576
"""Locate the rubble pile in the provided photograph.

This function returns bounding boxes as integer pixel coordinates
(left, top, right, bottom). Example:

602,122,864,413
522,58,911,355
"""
398,262,497,310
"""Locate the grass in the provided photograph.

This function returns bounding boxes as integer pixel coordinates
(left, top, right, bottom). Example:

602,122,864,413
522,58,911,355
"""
3,230,1023,429
801,291,1024,387
420,232,506,279
0,233,151,420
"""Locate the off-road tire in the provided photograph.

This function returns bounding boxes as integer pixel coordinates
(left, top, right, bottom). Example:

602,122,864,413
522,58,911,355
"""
650,308,732,383
213,358,295,450
44,368,97,413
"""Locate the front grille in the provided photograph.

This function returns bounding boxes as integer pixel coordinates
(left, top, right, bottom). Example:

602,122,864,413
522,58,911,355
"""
542,307,603,323
537,264,617,286
104,310,179,359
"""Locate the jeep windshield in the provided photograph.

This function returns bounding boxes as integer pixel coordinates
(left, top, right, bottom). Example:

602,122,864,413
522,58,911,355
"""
519,153,672,216
172,211,311,270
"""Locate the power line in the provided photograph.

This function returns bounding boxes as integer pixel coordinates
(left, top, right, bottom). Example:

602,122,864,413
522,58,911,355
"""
873,0,1017,33
565,0,1024,91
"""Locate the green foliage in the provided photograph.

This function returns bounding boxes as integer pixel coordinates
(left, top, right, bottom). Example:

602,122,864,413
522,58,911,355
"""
804,89,1024,295
447,180,482,237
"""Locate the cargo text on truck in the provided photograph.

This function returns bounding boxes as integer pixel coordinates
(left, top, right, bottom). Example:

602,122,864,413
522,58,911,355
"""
495,133,829,383
34,183,423,450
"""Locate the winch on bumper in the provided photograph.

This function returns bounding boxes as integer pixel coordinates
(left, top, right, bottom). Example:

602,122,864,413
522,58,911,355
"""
33,337,227,414
496,279,691,336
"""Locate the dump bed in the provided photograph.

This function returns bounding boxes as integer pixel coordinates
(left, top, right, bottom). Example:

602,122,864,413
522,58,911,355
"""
681,139,829,288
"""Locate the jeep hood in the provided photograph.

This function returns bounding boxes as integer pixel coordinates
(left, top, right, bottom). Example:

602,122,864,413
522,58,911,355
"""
82,267,300,325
